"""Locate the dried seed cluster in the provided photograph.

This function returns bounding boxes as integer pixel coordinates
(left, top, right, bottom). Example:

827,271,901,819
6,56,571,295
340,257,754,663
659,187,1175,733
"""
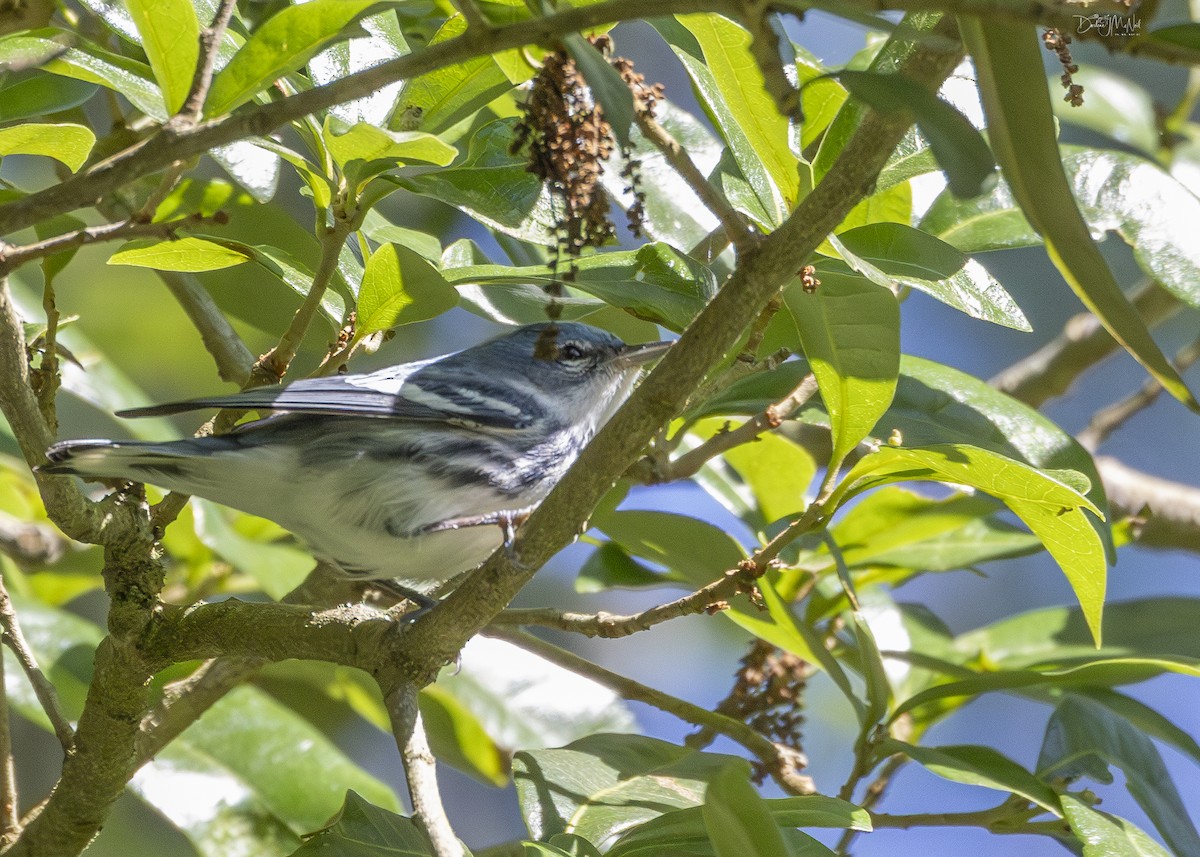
1044,28,1083,107
714,640,808,779
512,34,662,320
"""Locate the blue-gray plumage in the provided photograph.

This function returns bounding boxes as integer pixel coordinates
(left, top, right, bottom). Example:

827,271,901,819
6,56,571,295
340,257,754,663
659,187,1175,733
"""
42,323,669,585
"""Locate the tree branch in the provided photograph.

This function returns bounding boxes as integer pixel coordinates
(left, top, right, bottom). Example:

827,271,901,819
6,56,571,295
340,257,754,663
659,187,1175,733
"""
386,684,464,857
990,279,1182,408
175,0,239,125
485,627,814,795
0,578,74,753
157,271,254,385
0,217,215,277
1098,456,1200,552
0,645,18,843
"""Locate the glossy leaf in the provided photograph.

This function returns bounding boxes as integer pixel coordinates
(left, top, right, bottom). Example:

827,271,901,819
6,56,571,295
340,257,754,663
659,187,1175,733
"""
831,222,1030,330
444,243,717,332
210,139,282,203
207,0,382,116
833,69,997,198
0,122,94,172
1076,688,1200,770
108,236,250,272
834,443,1107,642
290,791,433,856
436,636,636,757
813,487,1041,574
310,10,408,126
1039,695,1200,854
577,541,671,591
391,14,511,134
0,72,98,123
0,29,164,117
961,20,1198,411
662,14,797,226
702,762,797,857
325,119,457,170
1061,794,1173,857
514,734,744,847
883,740,1061,813
784,269,899,473
357,243,458,338
399,119,556,244
922,147,1200,312
595,509,745,588
693,419,817,524
547,834,603,857
126,0,199,114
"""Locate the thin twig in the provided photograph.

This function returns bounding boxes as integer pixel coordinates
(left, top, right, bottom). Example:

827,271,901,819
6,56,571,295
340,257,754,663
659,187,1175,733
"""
0,555,75,755
251,211,362,385
387,684,464,857
486,627,815,795
1098,456,1200,552
492,562,762,637
0,218,204,276
634,111,759,255
990,279,1181,407
452,0,489,32
176,0,239,125
0,642,18,841
1078,334,1200,450
834,753,907,853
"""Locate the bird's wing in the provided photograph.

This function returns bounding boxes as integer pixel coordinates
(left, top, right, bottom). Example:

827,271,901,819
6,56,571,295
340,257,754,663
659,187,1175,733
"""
117,358,532,429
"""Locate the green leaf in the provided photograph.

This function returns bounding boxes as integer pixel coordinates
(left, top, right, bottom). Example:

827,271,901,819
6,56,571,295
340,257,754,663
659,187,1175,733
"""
210,139,282,203
0,122,94,172
883,740,1061,814
419,684,508,787
325,119,457,169
702,762,796,857
399,119,556,244
815,487,1041,574
577,541,670,591
436,636,636,758
108,236,250,272
391,13,512,134
563,33,634,151
290,791,434,856
547,833,603,857
126,0,199,114
831,70,997,198
0,72,98,123
1050,68,1157,154
834,443,1108,643
699,421,817,524
357,243,458,338
190,500,314,599
595,509,744,588
956,597,1200,674
361,214,443,263
0,29,164,117
1039,695,1200,854
784,269,899,473
207,0,382,116
310,9,409,126
830,222,1030,330
663,14,798,225
513,735,744,845
444,243,717,332
1061,794,1173,857
608,795,868,857
961,20,1198,411
921,146,1200,312
1076,688,1200,770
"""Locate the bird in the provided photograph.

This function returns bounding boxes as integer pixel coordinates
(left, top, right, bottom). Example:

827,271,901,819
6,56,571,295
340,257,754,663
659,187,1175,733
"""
41,322,670,599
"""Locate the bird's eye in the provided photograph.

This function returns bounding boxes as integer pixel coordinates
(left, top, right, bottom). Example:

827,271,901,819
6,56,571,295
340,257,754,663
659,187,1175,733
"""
559,342,586,362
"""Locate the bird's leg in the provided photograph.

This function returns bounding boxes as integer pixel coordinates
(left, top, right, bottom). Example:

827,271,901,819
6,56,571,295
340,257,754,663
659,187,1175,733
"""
369,579,439,622
419,507,534,550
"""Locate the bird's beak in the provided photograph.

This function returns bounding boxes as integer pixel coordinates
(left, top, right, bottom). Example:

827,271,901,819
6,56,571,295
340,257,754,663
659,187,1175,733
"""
615,339,672,368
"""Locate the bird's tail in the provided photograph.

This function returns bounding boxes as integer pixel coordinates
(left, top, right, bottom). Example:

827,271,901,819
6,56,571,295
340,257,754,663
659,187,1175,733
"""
40,439,191,483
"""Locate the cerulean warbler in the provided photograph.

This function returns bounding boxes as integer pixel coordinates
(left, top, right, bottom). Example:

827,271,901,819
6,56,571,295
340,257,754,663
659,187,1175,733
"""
43,322,669,589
